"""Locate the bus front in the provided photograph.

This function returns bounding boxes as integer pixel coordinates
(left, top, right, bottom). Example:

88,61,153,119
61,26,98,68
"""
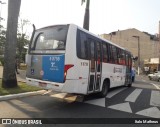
26,25,69,91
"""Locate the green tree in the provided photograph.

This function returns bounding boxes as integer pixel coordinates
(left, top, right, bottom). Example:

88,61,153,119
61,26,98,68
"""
17,19,30,64
82,0,90,30
0,25,6,66
2,0,21,88
0,25,6,55
17,33,29,64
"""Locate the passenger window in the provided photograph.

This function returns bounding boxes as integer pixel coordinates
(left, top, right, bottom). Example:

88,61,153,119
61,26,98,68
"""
79,32,88,59
90,40,95,72
117,48,121,64
108,45,113,63
97,42,101,72
121,51,126,65
118,49,124,65
126,54,129,66
102,43,108,63
111,46,118,64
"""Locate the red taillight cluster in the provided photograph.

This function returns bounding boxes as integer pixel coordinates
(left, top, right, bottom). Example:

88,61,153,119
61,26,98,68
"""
64,64,74,82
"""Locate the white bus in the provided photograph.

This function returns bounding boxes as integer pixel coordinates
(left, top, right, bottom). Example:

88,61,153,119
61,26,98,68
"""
26,24,132,97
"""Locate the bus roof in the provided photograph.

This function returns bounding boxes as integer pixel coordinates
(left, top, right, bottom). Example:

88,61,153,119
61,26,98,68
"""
36,24,69,31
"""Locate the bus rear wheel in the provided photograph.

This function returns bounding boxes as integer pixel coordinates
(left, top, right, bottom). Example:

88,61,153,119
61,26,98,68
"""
99,81,109,97
127,82,132,87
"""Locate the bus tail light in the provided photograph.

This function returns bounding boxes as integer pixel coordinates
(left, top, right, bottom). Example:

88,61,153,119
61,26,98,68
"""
64,64,74,82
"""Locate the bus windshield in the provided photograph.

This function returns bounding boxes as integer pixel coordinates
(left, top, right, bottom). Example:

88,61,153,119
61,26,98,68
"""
30,25,68,54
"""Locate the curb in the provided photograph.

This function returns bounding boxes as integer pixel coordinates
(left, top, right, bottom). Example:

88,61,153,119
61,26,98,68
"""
0,90,46,101
17,80,26,83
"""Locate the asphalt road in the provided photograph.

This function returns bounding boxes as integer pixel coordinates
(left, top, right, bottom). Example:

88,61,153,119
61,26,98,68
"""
0,76,160,127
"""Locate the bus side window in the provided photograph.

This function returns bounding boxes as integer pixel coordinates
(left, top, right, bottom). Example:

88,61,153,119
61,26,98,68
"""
117,48,120,64
111,45,118,64
79,31,88,59
115,47,118,64
102,43,107,63
126,53,129,66
109,45,113,63
96,42,101,72
118,49,124,65
128,54,132,72
126,53,130,72
90,40,95,72
121,51,126,65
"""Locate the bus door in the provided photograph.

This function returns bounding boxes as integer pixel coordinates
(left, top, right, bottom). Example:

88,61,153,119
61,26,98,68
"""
125,53,132,85
88,40,102,93
95,42,102,91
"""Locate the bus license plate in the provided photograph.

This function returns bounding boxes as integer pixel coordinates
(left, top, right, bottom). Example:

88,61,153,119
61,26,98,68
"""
39,82,47,88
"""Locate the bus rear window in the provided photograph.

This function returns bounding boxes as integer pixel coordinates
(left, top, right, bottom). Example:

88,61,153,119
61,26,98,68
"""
30,25,68,53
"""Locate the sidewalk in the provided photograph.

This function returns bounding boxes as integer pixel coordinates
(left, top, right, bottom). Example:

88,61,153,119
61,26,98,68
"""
0,66,26,83
135,74,149,81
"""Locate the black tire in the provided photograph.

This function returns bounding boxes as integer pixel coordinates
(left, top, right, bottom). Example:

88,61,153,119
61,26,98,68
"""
132,76,135,82
99,81,109,97
127,83,132,87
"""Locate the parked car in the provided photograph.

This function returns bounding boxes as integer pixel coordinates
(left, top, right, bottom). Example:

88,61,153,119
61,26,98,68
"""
148,71,160,81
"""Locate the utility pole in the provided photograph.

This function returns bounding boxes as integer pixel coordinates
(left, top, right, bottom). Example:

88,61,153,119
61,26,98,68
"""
133,35,140,75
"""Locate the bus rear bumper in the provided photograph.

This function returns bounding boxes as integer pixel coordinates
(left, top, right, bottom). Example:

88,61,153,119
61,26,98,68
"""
26,78,64,92
26,78,88,95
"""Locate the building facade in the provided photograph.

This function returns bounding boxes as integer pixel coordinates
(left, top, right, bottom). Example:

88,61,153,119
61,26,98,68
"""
100,28,159,71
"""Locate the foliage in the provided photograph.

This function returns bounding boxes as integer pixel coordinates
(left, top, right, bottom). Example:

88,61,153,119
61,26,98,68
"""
0,19,30,64
17,33,29,63
16,18,30,63
0,25,6,56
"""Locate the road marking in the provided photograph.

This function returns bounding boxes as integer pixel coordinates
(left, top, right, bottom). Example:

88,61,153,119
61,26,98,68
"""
106,87,127,98
136,107,160,118
125,88,142,102
85,98,105,107
150,83,160,90
150,90,160,107
42,90,52,95
65,96,77,102
108,102,132,113
50,93,67,99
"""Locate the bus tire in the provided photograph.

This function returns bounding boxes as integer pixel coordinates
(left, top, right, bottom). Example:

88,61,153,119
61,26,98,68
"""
127,83,132,87
132,76,135,82
99,80,109,97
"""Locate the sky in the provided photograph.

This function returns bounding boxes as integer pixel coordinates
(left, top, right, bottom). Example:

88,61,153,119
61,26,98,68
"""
1,0,160,36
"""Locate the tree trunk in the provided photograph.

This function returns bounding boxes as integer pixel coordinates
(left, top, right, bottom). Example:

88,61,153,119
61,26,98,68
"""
2,0,21,88
83,0,90,31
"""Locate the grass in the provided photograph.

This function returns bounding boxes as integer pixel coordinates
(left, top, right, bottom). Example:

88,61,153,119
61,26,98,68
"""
0,80,42,96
